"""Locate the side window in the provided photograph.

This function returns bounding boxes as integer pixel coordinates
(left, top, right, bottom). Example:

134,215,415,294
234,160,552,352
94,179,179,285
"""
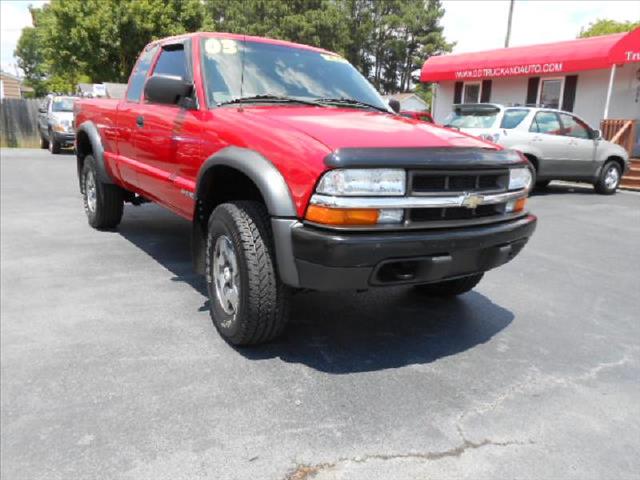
152,45,188,79
530,111,562,135
126,45,159,102
558,113,591,139
500,109,529,129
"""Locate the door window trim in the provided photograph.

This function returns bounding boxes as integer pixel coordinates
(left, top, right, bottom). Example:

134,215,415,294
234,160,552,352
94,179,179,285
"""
537,77,565,109
529,110,563,135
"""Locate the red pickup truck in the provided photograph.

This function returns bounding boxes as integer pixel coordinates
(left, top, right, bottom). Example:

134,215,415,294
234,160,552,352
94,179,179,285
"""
74,33,536,345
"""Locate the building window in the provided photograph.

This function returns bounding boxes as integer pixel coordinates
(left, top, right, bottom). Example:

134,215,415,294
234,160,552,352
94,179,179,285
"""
537,78,564,109
462,82,481,103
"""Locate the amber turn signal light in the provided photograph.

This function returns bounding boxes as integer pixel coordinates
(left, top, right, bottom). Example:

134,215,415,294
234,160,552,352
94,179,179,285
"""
305,205,379,225
513,197,527,212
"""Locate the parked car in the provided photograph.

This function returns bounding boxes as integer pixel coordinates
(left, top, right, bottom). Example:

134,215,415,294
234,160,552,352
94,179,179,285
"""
74,33,536,345
400,110,434,123
38,94,76,154
444,103,630,194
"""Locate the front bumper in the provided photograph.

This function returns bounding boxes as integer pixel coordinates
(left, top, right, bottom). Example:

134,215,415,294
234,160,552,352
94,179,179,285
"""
284,215,536,290
52,131,75,147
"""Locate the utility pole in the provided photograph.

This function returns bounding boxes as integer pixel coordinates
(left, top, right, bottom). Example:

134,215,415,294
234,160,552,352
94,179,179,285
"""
505,0,515,48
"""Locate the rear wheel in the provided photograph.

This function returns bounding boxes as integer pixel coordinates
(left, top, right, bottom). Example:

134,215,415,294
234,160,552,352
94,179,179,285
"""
81,155,124,229
594,161,621,195
206,201,290,345
414,273,484,297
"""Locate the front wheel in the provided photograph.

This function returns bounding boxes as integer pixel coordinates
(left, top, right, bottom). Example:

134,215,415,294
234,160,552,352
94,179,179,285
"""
81,155,124,229
48,131,61,154
413,273,484,297
40,135,49,149
206,201,290,346
594,161,621,195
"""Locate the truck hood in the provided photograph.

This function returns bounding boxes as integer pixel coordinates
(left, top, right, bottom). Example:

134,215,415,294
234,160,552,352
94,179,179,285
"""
243,107,497,151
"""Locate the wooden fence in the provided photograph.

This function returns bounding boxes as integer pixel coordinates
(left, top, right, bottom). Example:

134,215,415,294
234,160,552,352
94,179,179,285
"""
0,98,42,148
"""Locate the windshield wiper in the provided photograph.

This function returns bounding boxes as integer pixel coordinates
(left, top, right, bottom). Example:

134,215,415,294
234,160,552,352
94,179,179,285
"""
217,95,322,107
314,97,390,113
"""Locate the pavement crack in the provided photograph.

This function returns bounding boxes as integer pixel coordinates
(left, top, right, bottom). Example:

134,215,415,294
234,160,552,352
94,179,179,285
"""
284,436,532,479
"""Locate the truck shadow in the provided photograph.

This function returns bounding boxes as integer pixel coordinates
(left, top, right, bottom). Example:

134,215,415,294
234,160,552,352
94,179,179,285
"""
118,204,514,374
530,182,596,196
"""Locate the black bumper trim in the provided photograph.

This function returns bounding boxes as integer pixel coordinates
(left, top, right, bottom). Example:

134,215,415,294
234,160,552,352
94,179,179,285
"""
292,215,537,290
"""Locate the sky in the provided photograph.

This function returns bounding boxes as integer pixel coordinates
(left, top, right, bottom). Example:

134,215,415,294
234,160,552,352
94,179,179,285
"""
1,0,639,75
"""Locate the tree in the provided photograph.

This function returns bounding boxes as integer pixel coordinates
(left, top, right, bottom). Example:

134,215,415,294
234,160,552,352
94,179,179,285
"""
579,18,639,38
16,0,450,99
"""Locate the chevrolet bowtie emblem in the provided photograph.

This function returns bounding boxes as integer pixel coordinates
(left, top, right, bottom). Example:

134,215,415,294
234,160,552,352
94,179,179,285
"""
461,193,483,209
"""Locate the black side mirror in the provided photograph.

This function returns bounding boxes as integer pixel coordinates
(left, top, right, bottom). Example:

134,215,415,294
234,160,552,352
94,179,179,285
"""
388,99,401,113
38,107,47,113
144,75,193,106
592,128,602,140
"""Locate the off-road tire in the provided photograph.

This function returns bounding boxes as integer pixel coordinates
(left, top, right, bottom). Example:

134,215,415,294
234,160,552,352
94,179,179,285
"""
81,155,124,229
594,160,621,195
414,273,484,297
40,135,49,149
206,201,290,346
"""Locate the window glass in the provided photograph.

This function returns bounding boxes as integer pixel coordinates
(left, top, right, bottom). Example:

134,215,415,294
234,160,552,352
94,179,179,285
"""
539,79,562,109
126,45,158,102
51,97,74,112
500,109,529,129
200,38,386,110
153,47,188,79
463,83,480,103
530,111,562,135
444,106,499,129
558,113,591,139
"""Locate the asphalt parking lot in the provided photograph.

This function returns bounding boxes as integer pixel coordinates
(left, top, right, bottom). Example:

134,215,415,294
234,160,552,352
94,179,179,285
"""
1,148,639,480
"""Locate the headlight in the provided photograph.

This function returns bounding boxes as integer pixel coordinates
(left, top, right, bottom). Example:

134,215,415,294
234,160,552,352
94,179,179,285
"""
316,169,406,196
508,167,532,191
52,119,71,133
480,133,500,143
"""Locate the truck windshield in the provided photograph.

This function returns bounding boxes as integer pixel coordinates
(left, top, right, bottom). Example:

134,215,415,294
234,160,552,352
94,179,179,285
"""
200,37,387,111
444,108,499,129
52,97,75,112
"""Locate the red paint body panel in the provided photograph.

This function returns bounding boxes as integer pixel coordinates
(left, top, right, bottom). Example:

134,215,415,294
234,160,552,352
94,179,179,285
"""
75,32,499,220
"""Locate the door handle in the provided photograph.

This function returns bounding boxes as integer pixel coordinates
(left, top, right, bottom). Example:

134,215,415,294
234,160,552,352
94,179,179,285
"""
136,115,144,128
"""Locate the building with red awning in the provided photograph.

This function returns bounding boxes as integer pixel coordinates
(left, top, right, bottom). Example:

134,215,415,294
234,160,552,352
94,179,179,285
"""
421,28,639,142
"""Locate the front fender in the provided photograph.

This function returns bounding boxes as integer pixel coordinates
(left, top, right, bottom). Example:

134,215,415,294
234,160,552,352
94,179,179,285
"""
193,146,300,286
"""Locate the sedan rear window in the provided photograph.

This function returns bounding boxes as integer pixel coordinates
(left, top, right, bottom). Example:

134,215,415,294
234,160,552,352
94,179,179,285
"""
500,109,529,129
444,107,499,129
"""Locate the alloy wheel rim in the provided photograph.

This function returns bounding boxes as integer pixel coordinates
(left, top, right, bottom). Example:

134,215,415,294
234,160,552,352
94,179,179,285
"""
85,171,97,213
604,167,619,189
213,235,240,316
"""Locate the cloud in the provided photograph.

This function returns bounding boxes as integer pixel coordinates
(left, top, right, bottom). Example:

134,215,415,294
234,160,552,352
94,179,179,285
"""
441,0,640,54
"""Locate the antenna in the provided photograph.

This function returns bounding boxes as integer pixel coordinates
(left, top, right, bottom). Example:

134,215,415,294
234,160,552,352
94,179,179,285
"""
239,35,247,103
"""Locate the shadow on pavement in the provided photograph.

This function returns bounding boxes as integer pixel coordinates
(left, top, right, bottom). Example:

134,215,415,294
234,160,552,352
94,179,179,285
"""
117,203,514,374
530,182,596,196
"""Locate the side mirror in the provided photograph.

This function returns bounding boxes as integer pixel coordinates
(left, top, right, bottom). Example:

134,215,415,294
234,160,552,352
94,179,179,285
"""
388,99,401,113
38,107,46,113
592,129,602,140
144,75,193,106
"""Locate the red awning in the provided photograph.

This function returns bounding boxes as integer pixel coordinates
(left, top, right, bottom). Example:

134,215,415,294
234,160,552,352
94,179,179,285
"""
421,28,639,82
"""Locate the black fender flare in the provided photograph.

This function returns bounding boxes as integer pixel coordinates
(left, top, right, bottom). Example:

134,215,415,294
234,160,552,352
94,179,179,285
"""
192,146,301,286
75,121,114,186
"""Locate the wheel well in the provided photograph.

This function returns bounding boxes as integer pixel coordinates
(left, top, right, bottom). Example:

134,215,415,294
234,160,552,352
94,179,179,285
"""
523,153,538,173
605,156,625,174
195,166,266,226
75,130,93,191
192,166,267,274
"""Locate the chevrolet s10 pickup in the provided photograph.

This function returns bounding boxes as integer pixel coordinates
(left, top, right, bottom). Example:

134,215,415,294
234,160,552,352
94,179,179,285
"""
74,32,537,345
